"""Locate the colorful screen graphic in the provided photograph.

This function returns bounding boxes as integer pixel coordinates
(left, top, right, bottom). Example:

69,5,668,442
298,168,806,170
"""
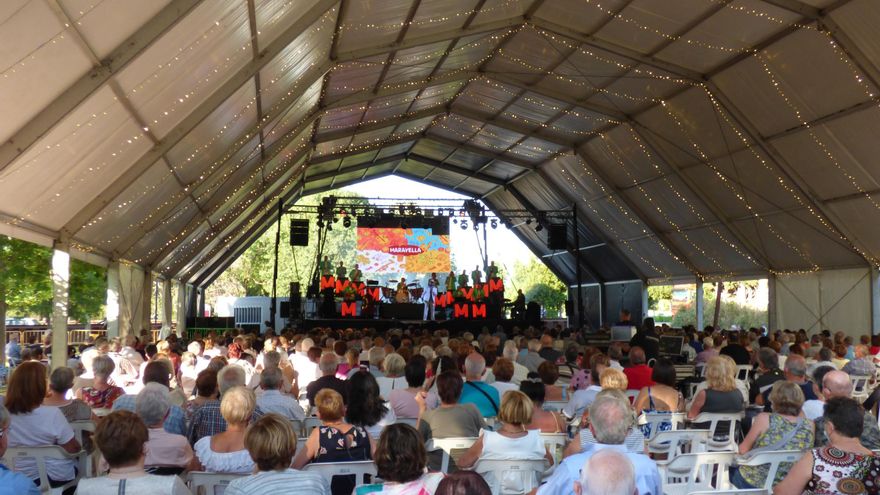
356,227,450,275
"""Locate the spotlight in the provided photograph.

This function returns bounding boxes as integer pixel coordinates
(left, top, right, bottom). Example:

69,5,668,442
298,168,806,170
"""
536,224,543,232
332,216,339,223
460,220,468,230
525,219,532,225
490,219,498,229
343,216,351,228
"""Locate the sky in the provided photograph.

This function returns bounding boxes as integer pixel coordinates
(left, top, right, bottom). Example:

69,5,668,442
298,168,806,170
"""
342,175,538,278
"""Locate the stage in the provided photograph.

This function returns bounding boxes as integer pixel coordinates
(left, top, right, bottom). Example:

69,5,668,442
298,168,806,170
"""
300,317,528,334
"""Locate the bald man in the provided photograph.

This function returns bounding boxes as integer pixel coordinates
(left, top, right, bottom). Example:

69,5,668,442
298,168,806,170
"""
459,352,500,418
813,370,880,449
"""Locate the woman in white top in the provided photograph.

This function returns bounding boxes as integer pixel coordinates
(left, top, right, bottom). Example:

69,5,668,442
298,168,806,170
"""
377,353,409,399
189,386,256,475
458,391,551,492
75,410,191,494
5,362,81,487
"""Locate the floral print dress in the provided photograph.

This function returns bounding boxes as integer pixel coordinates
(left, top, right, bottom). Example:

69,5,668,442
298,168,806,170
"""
314,424,372,495
806,447,880,495
739,414,814,487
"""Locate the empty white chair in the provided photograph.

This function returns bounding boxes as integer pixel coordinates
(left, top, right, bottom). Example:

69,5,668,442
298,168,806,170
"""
187,471,246,495
304,460,377,487
4,445,85,495
289,419,303,437
541,401,567,412
473,458,548,495
850,375,872,402
736,450,805,491
426,437,479,473
662,451,736,495
637,412,685,441
689,412,744,452
648,429,710,479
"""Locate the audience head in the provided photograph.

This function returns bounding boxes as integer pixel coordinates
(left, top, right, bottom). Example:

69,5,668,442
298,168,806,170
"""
784,354,807,381
599,368,628,390
818,346,833,362
824,397,864,439
374,424,427,483
705,356,736,392
822,370,854,399
135,382,171,428
650,358,676,387
262,350,282,370
436,371,464,405
315,389,345,422
855,344,869,359
628,346,645,365
5,361,47,414
245,413,298,472
368,346,386,368
498,390,533,427
142,360,172,387
492,358,514,383
590,353,610,386
769,380,805,416
259,367,283,391
383,353,405,377
95,410,149,469
757,347,779,371
588,390,634,445
92,354,116,381
435,470,492,495
346,371,387,427
318,352,338,376
702,336,714,349
575,448,636,495
519,379,546,405
607,343,623,362
49,366,75,395
404,355,427,388
502,341,519,361
218,365,247,394
221,386,256,426
537,361,559,386
195,370,219,398
464,352,486,379
527,339,541,353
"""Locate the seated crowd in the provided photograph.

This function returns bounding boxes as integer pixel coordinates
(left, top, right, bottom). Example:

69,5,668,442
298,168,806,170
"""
1,319,880,495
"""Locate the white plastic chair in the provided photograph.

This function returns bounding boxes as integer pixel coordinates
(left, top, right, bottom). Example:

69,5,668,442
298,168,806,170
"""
850,375,872,403
736,365,753,382
394,417,419,428
648,429,710,479
187,471,246,495
539,433,567,467
289,419,303,437
662,451,736,495
637,411,685,441
689,412,744,451
541,401,567,412
70,420,96,476
473,458,548,495
304,460,377,487
4,445,85,495
303,417,322,437
426,436,479,473
736,450,805,491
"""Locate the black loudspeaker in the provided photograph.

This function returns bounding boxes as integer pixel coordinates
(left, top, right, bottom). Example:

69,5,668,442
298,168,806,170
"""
289,282,302,318
290,219,309,246
548,223,567,250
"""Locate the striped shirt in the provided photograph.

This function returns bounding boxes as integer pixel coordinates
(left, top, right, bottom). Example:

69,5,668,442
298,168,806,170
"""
224,469,330,495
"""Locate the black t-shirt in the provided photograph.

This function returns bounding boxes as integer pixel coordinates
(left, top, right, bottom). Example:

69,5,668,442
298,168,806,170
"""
720,344,751,366
750,368,784,403
630,331,660,361
307,375,348,407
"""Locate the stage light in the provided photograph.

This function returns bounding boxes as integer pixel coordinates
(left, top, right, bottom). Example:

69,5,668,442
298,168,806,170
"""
525,219,532,225
327,223,333,231
460,220,468,230
343,216,351,228
536,224,543,232
490,219,498,229
332,217,339,223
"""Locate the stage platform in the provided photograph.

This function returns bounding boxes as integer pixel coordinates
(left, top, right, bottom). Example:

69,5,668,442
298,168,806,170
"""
300,318,528,334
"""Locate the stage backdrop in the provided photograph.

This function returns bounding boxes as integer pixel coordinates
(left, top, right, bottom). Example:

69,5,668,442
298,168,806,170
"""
356,223,450,286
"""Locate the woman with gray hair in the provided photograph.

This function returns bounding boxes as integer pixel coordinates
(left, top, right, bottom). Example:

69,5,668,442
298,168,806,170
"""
135,382,193,472
376,353,407,399
77,354,125,409
42,367,93,423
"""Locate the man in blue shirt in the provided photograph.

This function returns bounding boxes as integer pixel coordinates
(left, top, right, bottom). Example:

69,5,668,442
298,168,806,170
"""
0,405,39,495
459,353,500,418
538,391,662,495
4,336,21,367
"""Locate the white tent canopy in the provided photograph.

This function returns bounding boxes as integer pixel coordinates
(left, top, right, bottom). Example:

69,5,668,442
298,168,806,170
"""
2,0,880,336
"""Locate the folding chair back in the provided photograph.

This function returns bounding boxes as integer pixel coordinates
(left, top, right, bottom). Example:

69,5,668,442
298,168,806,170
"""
539,433,567,466
690,412,743,451
662,451,736,495
473,458,548,495
4,445,84,495
736,450,804,491
187,471,246,495
303,417,322,437
289,419,303,437
304,460,377,487
637,412,685,441
426,437,479,473
851,375,872,402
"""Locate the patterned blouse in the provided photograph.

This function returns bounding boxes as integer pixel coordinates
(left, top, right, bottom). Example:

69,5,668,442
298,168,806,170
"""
806,446,880,495
739,414,814,487
80,386,125,409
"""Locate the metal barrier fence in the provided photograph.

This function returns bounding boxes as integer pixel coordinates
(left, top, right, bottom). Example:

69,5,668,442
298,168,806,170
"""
4,327,162,345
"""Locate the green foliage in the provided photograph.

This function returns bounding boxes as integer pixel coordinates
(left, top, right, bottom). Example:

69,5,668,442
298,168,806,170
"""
671,299,767,329
0,237,105,322
511,257,567,318
647,285,672,310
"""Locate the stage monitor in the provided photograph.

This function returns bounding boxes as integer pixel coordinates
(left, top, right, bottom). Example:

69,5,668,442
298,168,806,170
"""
659,335,684,356
356,225,450,283
610,325,636,342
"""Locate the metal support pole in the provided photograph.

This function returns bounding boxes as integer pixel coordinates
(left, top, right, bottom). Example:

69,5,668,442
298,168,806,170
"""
713,282,723,329
870,269,879,335
176,281,187,338
696,278,705,331
106,262,120,338
573,206,584,330
482,223,488,274
51,242,70,370
641,283,649,324
197,288,206,318
270,200,282,330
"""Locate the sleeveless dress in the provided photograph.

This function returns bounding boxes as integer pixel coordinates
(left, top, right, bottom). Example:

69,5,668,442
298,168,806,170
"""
806,447,880,495
314,425,372,495
637,387,681,439
739,414,814,487
80,386,125,409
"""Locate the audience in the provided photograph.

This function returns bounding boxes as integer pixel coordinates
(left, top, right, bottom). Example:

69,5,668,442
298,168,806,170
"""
113,360,187,436
185,369,219,421
376,353,408,398
623,347,653,390
517,339,545,373
225,414,330,495
633,358,683,438
307,353,348,407
190,386,256,475
776,397,880,494
346,371,396,438
502,341,530,384
801,365,837,420
688,355,745,419
812,370,880,449
75,411,191,494
42,367,93,422
255,367,305,422
574,449,637,495
760,354,817,410
389,355,438,417
0,404,39,495
355,424,445,494
563,353,608,420
488,358,518,398
537,361,563,402
5,362,80,491
752,347,785,406
77,355,124,409
520,380,566,433
458,353,500,418
435,470,492,495
416,372,485,471
188,365,261,444
135,383,194,472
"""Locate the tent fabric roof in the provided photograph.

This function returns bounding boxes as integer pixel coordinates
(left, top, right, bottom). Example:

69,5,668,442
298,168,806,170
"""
1,0,878,287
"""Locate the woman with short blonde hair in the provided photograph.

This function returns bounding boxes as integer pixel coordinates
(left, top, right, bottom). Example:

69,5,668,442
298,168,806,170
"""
705,355,737,392
599,368,629,390
688,355,745,420
190,386,256,475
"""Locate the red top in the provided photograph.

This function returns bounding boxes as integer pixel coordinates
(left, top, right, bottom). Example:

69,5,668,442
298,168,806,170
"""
624,364,655,391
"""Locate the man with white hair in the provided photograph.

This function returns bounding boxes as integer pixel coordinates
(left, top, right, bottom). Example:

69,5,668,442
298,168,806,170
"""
538,391,662,495
812,370,880,449
291,338,318,388
459,353,500,417
256,368,305,421
135,383,193,470
574,449,637,495
517,339,546,373
187,340,210,373
502,341,529,385
307,353,348,407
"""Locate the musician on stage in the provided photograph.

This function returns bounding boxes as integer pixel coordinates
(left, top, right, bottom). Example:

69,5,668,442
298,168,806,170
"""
320,256,333,277
471,265,483,286
336,261,347,280
426,273,439,320
488,261,498,279
512,289,526,320
395,277,410,303
457,270,469,289
445,271,456,293
349,264,362,283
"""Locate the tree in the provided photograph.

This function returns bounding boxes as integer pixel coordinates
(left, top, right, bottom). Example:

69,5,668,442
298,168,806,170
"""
511,257,567,318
